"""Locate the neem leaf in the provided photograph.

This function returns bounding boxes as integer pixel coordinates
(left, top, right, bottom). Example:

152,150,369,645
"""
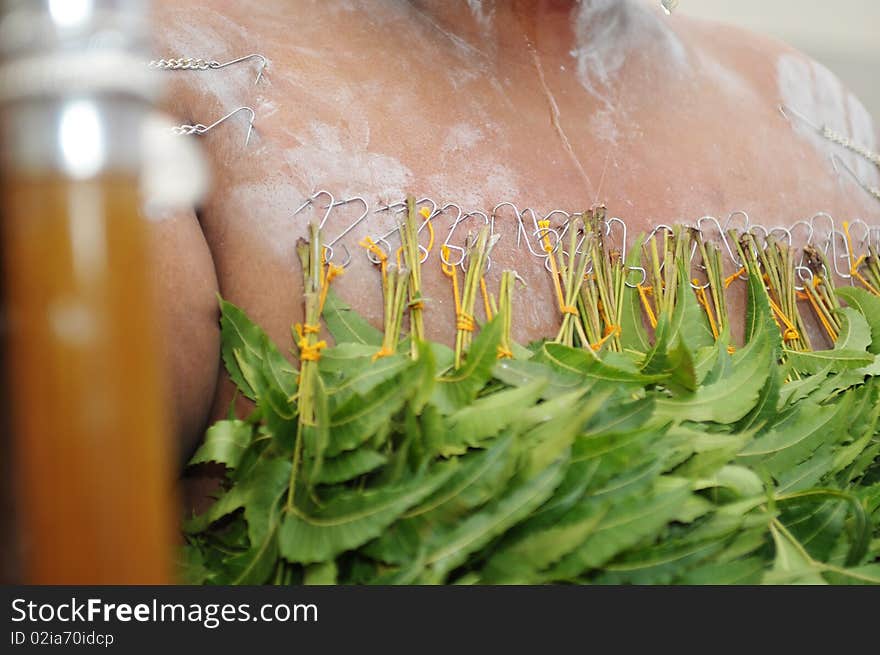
314,448,388,485
220,298,298,400
422,458,566,581
745,270,782,354
189,420,253,469
322,288,383,346
186,455,291,549
738,399,846,476
442,381,545,455
432,317,502,413
546,479,692,579
784,348,873,375
541,342,667,384
834,306,873,353
278,464,454,564
405,434,519,523
327,367,413,456
763,523,826,584
654,318,770,423
836,286,880,354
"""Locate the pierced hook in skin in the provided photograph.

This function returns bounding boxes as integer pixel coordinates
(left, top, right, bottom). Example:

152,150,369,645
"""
459,210,491,273
212,53,269,85
830,153,880,203
322,196,370,268
171,106,256,147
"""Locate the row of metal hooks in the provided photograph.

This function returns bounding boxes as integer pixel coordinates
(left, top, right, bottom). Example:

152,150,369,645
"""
291,191,880,292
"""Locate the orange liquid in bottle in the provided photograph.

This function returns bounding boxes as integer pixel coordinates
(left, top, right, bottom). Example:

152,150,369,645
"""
1,174,174,584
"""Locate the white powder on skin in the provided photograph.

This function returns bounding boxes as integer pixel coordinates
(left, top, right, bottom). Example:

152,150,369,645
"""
570,0,687,104
777,52,879,191
283,121,414,205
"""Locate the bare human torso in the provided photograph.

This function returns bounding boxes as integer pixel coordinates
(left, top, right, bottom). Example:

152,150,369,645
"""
148,0,880,462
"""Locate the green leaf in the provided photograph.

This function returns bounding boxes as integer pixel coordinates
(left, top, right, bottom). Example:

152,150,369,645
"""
222,512,281,585
278,465,453,564
432,318,502,413
493,358,590,398
836,286,880,354
679,558,765,585
404,434,519,523
785,348,874,375
654,320,770,423
540,343,667,384
220,298,297,400
482,500,607,583
834,306,873,353
321,344,408,399
763,523,827,584
327,365,414,456
314,448,388,485
546,479,692,579
304,560,338,585
738,398,847,476
745,270,782,355
322,288,383,346
186,455,291,549
442,382,545,456
422,458,567,581
188,420,253,469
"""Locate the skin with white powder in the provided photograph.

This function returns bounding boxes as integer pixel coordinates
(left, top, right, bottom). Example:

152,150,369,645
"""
146,0,880,468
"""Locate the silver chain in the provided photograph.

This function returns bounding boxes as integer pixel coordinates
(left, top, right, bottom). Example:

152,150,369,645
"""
148,57,220,71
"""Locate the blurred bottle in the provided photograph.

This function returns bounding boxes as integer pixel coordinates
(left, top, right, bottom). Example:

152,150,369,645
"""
0,0,175,583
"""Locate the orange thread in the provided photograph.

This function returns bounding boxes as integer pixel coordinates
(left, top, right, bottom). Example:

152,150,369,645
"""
767,296,800,342
590,324,621,351
637,284,658,329
724,267,746,288
456,313,476,332
693,281,719,339
480,277,494,321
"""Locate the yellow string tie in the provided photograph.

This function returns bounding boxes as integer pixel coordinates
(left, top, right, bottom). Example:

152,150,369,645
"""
637,284,658,329
294,323,326,362
441,244,464,330
318,262,344,314
590,324,621,351
456,313,476,332
371,346,395,361
359,237,388,280
693,281,719,339
539,220,578,317
842,222,879,296
798,287,837,343
724,267,746,288
497,346,514,359
480,277,494,321
767,296,800,342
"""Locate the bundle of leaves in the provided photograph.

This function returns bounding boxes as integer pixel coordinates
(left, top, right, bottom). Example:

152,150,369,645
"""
182,259,880,584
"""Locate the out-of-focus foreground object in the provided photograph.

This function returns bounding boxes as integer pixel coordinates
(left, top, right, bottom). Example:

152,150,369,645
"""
0,0,175,584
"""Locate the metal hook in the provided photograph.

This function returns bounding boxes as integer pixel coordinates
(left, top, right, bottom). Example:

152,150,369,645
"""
778,103,823,133
439,203,467,267
368,198,436,264
810,212,851,279
171,106,256,147
459,210,492,273
830,154,880,203
212,53,269,85
149,53,268,85
321,196,370,268
293,189,336,256
697,214,743,275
